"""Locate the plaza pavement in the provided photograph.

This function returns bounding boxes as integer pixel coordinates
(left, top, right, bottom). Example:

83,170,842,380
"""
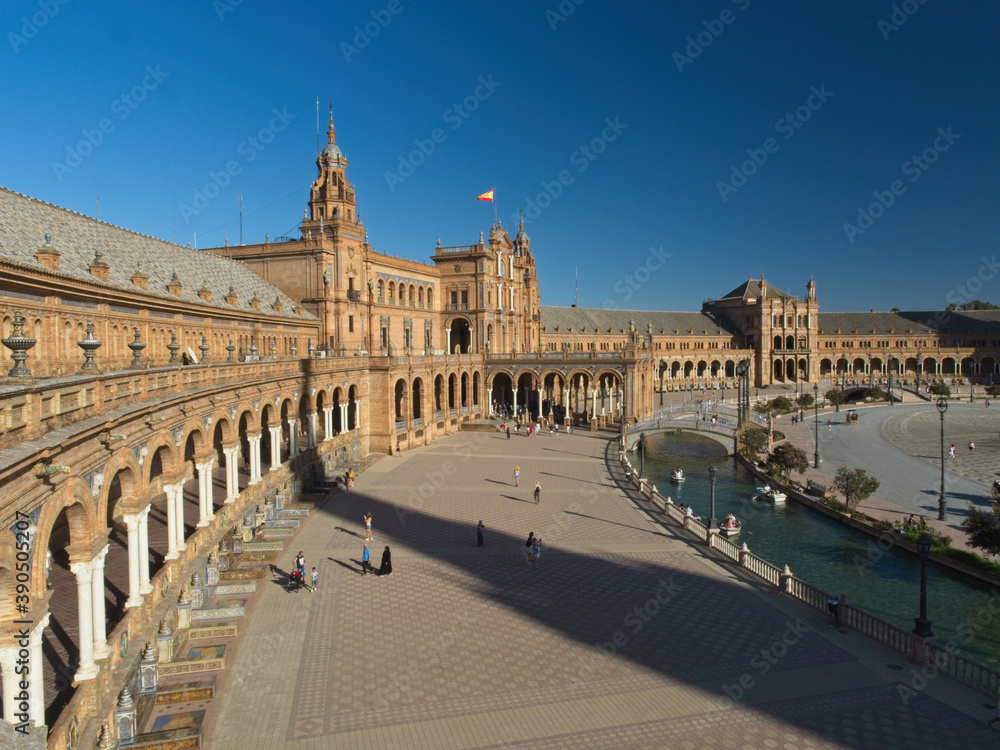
777,400,999,549
200,426,1000,749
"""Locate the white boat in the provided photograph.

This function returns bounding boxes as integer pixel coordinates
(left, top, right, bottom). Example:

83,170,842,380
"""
719,518,742,537
670,469,686,483
755,487,786,503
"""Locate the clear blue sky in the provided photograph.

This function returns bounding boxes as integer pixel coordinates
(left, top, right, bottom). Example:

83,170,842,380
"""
3,0,998,312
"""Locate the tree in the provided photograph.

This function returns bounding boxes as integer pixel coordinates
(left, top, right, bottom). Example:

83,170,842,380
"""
753,400,773,416
739,427,768,459
770,444,808,477
771,395,794,413
929,383,951,397
833,467,880,513
962,504,1000,556
797,393,815,410
868,386,886,402
947,300,1000,311
890,307,900,313
986,384,1000,397
826,389,844,406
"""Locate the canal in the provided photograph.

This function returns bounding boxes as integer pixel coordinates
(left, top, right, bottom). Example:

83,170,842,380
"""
643,431,1000,669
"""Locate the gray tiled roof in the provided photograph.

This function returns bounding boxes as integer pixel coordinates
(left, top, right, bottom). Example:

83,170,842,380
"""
818,310,1000,335
716,276,794,302
0,187,312,321
540,306,739,336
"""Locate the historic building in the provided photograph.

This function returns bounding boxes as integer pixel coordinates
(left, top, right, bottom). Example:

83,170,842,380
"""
4,112,1000,748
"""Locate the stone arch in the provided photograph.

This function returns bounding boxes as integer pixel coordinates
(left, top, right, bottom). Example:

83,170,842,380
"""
394,378,407,420
332,387,344,433
460,372,469,407
34,478,101,589
448,317,472,354
820,358,833,376
412,377,423,419
348,385,358,430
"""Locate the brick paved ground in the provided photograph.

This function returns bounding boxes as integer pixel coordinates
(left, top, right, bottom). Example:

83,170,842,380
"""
206,429,997,749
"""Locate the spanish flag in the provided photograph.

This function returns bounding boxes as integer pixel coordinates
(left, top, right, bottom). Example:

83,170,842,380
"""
476,188,495,202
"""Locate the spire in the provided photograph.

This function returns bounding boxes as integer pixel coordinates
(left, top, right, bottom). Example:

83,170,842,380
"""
327,102,336,145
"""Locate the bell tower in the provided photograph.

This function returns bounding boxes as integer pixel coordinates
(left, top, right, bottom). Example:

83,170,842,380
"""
301,107,358,236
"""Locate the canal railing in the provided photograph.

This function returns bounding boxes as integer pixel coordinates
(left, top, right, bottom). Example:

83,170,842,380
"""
618,450,1000,699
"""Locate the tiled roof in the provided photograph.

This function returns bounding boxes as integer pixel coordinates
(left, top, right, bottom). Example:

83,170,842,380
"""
540,306,739,336
0,187,312,321
716,276,794,302
818,310,1000,335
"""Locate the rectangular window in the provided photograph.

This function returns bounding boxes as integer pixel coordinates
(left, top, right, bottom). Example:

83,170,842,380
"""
451,291,458,305
461,290,468,304
348,315,354,333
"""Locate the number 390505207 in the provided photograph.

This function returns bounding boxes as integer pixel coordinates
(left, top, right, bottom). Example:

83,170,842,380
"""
13,510,32,600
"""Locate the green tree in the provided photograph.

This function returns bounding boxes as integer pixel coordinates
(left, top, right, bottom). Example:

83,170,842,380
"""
826,389,844,407
868,386,886,402
947,300,1000,311
770,444,808,477
929,383,951,397
771,395,794,413
962,504,1000,556
739,427,768,459
797,393,815,409
833,466,880,513
890,307,900,313
986,384,1000,397
753,400,773,416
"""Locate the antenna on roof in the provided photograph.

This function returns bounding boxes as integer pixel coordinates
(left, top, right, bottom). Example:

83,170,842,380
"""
316,96,320,156
574,266,579,307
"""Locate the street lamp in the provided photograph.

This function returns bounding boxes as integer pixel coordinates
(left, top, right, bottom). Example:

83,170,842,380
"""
937,397,948,521
887,351,893,406
913,532,934,638
638,432,646,479
708,465,718,532
798,373,804,422
814,382,820,468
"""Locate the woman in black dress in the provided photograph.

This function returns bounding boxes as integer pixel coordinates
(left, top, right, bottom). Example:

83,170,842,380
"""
379,546,393,576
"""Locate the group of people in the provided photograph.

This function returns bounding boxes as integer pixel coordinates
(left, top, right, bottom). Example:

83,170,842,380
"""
291,550,317,592
525,532,542,569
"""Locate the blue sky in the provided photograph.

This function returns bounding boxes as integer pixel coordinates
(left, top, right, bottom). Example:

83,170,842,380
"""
3,0,998,312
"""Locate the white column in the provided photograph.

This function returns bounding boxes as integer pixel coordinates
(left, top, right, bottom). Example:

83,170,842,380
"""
563,387,570,420
307,412,317,449
323,407,334,440
609,386,616,416
537,387,543,418
223,447,239,504
27,614,49,726
340,404,349,433
590,390,597,420
486,388,493,414
0,648,19,724
512,388,518,414
91,545,110,660
353,398,361,430
123,513,143,608
164,483,179,560
138,505,152,594
446,329,452,354
288,418,299,458
174,482,188,553
269,426,282,467
70,560,98,681
248,434,262,484
196,460,215,527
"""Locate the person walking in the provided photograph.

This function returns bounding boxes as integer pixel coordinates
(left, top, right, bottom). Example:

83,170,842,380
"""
970,441,976,454
379,546,393,576
364,512,373,540
310,567,318,592
477,520,485,548
506,426,511,440
513,465,520,487
533,482,541,504
949,443,957,460
530,538,542,569
361,543,372,575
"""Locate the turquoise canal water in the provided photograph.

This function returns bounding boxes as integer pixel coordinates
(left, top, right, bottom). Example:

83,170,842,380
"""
643,431,1000,669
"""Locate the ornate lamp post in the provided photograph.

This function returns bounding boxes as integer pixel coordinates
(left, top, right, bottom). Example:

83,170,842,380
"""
913,532,934,637
886,351,893,406
813,382,820,468
798,372,804,422
708,465,718,532
937,397,948,520
637,432,647,479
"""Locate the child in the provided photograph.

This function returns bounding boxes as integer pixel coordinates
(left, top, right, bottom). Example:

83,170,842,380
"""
310,567,318,592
